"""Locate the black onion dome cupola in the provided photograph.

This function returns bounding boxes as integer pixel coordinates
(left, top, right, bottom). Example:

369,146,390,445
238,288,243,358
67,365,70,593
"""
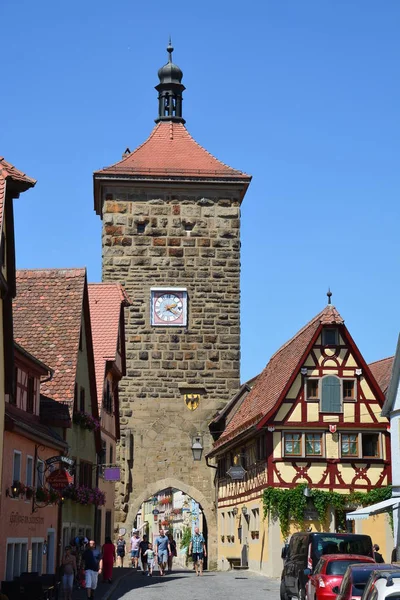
155,39,186,124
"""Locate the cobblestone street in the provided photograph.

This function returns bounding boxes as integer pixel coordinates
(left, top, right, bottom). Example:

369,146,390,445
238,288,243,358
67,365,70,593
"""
110,569,280,600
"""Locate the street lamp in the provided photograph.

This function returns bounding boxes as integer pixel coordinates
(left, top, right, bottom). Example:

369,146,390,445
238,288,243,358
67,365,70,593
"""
191,436,203,461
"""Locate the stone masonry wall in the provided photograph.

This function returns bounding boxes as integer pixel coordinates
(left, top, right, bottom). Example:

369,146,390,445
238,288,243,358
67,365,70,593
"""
101,183,242,562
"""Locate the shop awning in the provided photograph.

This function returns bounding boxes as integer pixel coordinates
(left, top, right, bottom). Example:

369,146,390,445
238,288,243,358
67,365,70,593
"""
346,497,400,521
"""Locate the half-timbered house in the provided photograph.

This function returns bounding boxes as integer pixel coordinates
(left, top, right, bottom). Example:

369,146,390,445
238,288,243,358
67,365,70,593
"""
208,300,392,575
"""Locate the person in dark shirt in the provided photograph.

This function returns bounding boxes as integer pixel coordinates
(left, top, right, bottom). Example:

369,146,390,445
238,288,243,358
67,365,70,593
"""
139,535,150,575
373,544,385,563
82,540,103,599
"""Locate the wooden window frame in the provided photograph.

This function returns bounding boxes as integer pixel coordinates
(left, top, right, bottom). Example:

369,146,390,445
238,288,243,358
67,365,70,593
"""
283,432,302,457
306,378,320,401
26,455,34,487
79,460,93,488
305,432,323,456
342,379,356,402
322,328,339,346
26,375,35,413
283,432,325,458
13,450,22,484
340,432,381,459
362,432,381,459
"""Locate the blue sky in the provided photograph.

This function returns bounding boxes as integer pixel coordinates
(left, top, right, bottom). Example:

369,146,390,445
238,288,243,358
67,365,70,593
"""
2,0,399,382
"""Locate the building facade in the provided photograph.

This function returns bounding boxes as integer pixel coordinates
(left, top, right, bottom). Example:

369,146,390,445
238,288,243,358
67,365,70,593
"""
88,282,130,544
1,343,69,580
93,44,251,566
209,301,392,575
13,268,102,554
0,158,36,510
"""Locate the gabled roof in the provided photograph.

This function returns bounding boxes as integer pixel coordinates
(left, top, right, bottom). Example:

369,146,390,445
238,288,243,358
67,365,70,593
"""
210,305,345,453
13,268,86,402
369,356,394,397
88,282,131,408
93,121,251,213
0,157,36,236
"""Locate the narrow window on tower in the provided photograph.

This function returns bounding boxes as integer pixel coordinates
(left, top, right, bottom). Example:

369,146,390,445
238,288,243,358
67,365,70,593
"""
137,223,146,234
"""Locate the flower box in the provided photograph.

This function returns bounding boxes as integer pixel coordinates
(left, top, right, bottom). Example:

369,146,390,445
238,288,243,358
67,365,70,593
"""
73,411,100,432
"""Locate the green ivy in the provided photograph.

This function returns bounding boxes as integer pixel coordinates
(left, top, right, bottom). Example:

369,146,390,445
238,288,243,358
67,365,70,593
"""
262,484,392,540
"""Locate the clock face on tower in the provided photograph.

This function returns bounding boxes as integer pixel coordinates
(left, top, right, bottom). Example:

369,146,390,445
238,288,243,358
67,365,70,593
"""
150,288,188,327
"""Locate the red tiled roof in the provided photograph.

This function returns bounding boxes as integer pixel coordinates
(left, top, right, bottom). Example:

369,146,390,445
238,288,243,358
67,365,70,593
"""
94,121,251,180
369,356,394,395
211,305,345,452
13,269,86,402
0,157,36,235
88,283,131,408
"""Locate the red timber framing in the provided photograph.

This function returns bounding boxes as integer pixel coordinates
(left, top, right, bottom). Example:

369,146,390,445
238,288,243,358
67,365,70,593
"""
211,306,391,504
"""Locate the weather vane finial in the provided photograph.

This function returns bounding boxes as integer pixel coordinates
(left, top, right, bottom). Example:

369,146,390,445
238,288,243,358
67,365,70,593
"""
167,36,173,62
327,288,332,305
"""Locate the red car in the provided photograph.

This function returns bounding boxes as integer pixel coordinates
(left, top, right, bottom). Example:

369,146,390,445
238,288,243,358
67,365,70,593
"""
306,555,376,600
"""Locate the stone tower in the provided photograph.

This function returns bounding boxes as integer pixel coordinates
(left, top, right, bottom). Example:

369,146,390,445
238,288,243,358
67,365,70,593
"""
93,43,251,566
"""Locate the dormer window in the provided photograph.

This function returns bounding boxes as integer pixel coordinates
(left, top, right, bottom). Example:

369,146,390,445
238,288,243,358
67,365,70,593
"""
322,328,338,346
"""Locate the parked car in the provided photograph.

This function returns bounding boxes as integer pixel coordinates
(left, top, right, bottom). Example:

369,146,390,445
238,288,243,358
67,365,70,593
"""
280,532,374,600
306,554,376,600
361,570,400,600
334,564,400,600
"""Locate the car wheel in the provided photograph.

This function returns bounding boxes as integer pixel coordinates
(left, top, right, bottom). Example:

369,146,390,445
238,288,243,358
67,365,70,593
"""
280,580,289,600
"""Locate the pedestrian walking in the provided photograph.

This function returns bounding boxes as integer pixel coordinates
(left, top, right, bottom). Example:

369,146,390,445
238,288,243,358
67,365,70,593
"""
154,529,171,576
143,543,156,577
116,535,126,568
139,534,150,574
82,540,103,599
130,531,141,569
102,536,115,583
373,544,385,563
61,545,77,600
167,533,177,573
189,527,207,577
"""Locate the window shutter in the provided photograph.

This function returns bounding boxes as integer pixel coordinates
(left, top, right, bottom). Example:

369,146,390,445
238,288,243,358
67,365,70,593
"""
321,376,341,413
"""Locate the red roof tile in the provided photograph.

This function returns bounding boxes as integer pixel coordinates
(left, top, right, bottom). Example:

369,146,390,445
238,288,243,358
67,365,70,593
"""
368,356,394,395
88,283,131,408
212,305,345,452
0,157,36,236
13,269,86,402
94,121,251,180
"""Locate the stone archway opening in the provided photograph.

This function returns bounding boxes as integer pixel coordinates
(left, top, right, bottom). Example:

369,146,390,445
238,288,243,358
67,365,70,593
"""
126,480,213,571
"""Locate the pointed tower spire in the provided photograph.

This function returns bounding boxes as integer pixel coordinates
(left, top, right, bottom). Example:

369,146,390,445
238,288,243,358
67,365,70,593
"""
155,40,186,124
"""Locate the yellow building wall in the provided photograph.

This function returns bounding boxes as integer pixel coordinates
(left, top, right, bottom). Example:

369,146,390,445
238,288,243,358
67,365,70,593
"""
63,312,97,537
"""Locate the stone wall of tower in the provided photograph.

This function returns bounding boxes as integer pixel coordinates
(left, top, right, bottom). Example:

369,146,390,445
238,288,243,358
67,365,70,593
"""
101,183,242,555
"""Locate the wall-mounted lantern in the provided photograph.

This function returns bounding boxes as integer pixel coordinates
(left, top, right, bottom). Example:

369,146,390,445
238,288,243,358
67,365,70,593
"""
191,435,203,461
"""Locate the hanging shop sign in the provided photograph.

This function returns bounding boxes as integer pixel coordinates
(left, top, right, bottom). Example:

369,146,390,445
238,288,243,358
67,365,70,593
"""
152,509,160,515
104,467,121,481
45,455,75,468
227,465,246,480
47,468,74,490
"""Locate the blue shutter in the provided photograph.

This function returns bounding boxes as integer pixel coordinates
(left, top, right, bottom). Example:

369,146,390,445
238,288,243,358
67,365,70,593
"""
321,376,341,413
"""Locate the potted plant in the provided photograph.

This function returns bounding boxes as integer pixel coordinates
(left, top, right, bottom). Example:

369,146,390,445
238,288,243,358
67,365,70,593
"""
25,485,35,500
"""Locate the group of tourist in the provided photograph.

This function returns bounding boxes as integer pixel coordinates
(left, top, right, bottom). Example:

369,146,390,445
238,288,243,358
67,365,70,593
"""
60,527,207,598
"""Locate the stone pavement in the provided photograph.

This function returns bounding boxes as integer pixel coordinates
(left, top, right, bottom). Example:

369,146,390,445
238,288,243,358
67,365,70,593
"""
71,567,133,600
107,568,281,600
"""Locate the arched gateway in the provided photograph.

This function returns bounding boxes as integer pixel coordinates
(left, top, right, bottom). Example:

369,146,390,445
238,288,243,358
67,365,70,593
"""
93,43,251,569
